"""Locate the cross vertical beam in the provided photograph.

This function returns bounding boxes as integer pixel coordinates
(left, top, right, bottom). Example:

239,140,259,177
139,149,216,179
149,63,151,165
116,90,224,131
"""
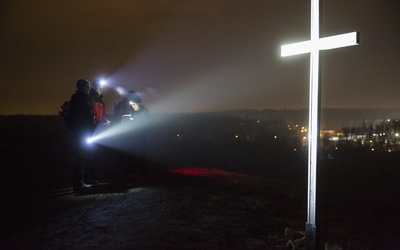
280,0,359,249
306,3,320,248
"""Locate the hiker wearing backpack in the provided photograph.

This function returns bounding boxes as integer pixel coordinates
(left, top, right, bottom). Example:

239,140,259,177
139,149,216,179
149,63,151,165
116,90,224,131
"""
68,79,96,193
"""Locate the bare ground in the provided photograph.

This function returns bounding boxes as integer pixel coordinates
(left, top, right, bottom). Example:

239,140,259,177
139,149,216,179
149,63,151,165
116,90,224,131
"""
1,165,308,249
1,161,399,249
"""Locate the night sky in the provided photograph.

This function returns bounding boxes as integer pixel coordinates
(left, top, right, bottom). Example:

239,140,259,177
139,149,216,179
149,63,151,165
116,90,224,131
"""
1,0,399,115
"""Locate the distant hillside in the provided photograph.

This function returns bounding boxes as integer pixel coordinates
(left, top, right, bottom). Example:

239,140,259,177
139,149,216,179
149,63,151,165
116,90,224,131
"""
2,108,400,131
207,108,400,130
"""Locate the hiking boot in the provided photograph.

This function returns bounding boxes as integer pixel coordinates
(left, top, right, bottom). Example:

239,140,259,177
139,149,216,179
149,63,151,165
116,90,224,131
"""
73,183,93,194
85,178,99,184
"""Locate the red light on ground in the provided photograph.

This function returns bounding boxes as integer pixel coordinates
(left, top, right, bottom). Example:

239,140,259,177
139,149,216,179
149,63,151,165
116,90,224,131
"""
169,168,235,177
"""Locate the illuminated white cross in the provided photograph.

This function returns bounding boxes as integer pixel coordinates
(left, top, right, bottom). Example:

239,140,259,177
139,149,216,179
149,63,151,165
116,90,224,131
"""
281,0,359,248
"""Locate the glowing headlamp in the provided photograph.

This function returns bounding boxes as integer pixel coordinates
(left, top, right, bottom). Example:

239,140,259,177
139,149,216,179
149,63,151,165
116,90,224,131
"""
99,80,106,87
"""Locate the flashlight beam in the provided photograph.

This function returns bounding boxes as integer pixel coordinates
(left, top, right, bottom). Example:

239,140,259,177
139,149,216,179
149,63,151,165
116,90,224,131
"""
87,115,169,148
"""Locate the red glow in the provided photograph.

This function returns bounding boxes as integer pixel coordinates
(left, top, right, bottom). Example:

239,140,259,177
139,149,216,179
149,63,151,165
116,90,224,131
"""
169,168,236,177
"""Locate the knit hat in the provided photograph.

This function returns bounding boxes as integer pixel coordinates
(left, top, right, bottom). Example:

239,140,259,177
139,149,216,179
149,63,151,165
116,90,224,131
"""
92,80,100,89
127,90,142,104
76,79,90,90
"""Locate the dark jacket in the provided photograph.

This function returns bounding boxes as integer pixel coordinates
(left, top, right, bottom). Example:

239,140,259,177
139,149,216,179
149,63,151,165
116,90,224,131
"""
69,90,95,133
130,106,150,120
114,98,131,123
117,105,150,154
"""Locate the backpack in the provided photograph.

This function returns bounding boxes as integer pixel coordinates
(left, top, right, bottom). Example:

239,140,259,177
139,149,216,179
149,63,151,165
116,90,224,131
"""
59,100,73,129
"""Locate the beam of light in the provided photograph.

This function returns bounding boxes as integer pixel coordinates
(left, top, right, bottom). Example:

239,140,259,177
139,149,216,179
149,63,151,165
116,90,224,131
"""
87,114,170,151
87,121,136,147
281,32,359,57
143,58,267,113
102,34,282,114
115,86,127,96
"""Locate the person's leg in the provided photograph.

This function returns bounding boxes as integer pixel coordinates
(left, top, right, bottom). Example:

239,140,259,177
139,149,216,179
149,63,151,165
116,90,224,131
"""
138,154,148,179
72,133,92,193
84,145,99,184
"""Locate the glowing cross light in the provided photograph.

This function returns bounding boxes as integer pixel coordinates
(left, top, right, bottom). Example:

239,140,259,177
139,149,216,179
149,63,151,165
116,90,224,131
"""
280,0,359,248
281,31,359,57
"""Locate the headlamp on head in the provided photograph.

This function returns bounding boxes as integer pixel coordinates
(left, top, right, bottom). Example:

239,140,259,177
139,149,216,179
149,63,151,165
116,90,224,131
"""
93,79,107,89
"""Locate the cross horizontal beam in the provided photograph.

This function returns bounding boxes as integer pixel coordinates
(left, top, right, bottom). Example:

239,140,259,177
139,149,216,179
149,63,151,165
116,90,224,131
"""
281,31,359,57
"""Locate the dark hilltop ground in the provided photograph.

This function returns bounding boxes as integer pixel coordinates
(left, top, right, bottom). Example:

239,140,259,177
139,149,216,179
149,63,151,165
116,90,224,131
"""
0,115,399,249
